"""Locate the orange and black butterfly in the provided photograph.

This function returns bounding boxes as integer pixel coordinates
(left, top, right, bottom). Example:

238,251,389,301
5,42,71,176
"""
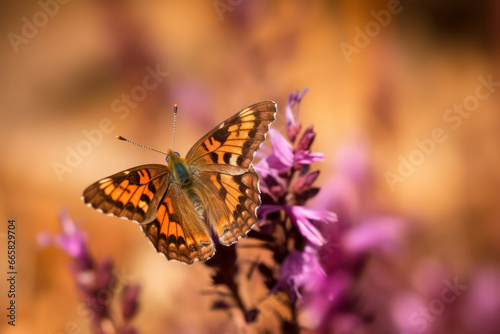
82,101,277,264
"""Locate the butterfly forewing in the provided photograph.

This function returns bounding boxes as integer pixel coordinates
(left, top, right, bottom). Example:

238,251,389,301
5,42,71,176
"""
185,101,277,174
83,164,170,224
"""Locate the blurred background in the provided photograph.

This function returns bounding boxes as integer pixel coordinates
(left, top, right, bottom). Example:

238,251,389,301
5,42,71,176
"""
1,0,499,333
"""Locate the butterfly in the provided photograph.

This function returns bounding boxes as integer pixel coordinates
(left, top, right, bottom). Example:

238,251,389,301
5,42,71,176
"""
82,101,277,264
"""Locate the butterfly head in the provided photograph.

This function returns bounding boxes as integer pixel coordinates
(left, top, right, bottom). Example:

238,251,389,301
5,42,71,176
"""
166,150,181,166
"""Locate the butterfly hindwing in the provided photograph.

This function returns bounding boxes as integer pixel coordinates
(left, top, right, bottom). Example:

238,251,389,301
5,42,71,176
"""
199,165,262,245
141,182,215,264
83,164,170,224
185,101,277,174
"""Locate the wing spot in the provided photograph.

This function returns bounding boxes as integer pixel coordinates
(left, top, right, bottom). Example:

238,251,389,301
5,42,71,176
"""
148,182,156,193
167,234,177,246
177,236,187,247
157,233,168,252
147,221,160,241
210,152,218,163
219,185,228,198
140,194,151,204
129,172,140,185
238,195,247,206
212,128,231,144
236,155,245,166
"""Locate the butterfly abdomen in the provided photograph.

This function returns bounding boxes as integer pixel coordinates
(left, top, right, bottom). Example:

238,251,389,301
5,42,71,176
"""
186,188,204,219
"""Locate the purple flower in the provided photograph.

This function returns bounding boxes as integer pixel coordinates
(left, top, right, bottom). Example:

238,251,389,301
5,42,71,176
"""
255,128,324,177
271,245,325,303
289,206,336,246
259,204,336,246
285,88,308,142
38,208,88,259
38,210,141,334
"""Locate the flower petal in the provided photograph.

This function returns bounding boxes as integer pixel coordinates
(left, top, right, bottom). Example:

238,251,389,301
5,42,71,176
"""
291,205,337,224
294,150,325,165
342,216,405,254
272,245,325,303
269,128,294,167
53,209,88,258
288,206,335,246
258,204,284,221
295,217,327,246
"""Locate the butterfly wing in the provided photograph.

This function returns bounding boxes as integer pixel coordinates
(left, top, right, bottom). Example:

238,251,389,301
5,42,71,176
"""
193,165,262,245
82,164,170,224
185,101,276,245
141,182,216,264
185,101,277,174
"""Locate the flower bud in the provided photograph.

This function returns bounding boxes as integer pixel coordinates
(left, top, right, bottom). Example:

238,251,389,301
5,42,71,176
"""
121,284,141,320
296,125,316,151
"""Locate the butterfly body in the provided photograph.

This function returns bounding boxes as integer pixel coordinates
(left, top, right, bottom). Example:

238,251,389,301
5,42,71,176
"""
83,101,277,264
168,151,192,186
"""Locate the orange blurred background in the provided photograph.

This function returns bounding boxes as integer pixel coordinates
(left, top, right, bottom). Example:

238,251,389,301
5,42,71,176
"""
1,0,499,333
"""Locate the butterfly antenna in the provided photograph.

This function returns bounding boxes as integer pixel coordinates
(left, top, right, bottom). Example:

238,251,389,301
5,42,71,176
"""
172,104,178,152
116,136,168,155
